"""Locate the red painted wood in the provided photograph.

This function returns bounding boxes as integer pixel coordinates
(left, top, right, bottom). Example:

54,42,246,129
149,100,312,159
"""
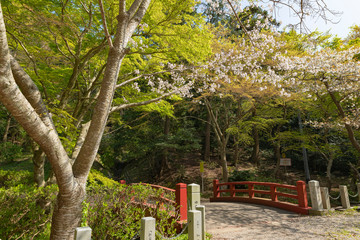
230,184,235,197
296,181,308,208
176,183,187,221
248,184,254,198
271,186,277,202
211,179,310,215
213,179,220,198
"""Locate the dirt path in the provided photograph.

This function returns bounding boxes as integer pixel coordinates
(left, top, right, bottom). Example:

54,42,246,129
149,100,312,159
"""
203,201,360,240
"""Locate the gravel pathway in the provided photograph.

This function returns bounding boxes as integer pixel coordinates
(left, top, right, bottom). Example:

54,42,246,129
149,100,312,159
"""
203,201,360,240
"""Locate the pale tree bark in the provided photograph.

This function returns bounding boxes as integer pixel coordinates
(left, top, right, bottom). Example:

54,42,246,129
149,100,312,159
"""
0,0,151,239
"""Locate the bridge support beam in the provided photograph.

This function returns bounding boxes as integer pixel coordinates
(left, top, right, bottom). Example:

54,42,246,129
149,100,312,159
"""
176,183,188,221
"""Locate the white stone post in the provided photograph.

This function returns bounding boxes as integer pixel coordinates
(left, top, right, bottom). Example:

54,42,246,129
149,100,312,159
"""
140,217,156,240
75,227,92,240
188,183,201,210
196,205,206,240
188,210,202,240
309,180,323,211
320,187,331,210
339,185,351,209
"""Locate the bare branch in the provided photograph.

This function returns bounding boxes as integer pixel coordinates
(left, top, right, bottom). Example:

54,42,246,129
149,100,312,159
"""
115,68,189,89
98,0,113,47
110,90,178,113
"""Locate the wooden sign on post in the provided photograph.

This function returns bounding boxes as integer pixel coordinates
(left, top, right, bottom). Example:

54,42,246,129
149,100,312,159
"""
280,158,291,166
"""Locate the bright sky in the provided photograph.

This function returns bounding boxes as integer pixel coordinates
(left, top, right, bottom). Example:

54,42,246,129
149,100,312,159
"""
274,0,360,39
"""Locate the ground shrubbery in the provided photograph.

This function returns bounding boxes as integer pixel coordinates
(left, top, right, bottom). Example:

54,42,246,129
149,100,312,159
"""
0,169,181,239
0,170,57,239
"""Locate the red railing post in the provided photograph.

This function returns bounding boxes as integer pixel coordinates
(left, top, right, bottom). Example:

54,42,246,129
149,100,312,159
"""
296,180,308,208
248,183,254,198
230,184,235,197
119,180,126,184
271,185,278,202
213,179,220,198
176,183,187,221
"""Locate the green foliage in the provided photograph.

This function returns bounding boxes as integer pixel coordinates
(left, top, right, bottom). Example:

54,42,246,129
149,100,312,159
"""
228,170,255,182
0,169,33,188
0,170,58,240
86,183,180,239
0,142,23,163
87,169,121,188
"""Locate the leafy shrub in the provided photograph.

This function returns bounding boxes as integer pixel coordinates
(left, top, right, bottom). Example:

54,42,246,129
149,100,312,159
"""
228,170,256,189
87,169,120,188
0,169,182,239
0,183,58,239
0,142,23,162
0,169,33,188
86,183,180,239
229,170,255,182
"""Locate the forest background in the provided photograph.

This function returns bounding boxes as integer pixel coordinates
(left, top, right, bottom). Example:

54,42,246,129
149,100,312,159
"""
2,0,360,239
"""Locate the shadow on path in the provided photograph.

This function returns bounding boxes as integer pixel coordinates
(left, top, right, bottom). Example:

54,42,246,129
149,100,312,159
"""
203,201,360,240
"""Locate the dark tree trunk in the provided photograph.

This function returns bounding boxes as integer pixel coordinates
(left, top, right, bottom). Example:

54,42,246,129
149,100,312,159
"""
220,144,228,182
233,137,240,167
273,141,281,177
250,127,260,166
160,116,170,176
2,114,10,142
204,112,211,162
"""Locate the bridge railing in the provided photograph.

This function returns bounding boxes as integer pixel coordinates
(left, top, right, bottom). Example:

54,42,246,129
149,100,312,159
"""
120,181,187,222
210,179,310,215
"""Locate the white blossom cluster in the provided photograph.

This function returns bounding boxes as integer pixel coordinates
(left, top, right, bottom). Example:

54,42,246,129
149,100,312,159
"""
278,46,360,128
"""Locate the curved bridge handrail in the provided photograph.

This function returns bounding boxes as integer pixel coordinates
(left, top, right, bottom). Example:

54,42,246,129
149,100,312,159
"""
120,180,188,221
210,179,310,215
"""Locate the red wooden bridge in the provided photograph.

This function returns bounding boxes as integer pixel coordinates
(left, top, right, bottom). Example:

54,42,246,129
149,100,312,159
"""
120,181,188,223
210,179,310,215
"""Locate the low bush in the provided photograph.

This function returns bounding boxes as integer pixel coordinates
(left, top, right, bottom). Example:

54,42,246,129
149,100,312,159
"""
0,142,23,163
86,183,180,239
0,183,58,239
0,169,181,239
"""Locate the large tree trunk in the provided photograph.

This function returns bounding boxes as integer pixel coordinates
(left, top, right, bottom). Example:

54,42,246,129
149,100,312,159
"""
51,183,85,239
0,1,151,239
